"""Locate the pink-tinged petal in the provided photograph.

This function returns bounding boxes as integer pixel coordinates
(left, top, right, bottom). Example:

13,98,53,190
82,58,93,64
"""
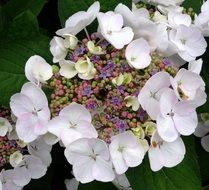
10,93,34,117
24,155,47,179
21,82,48,110
76,120,98,139
159,88,178,116
194,122,209,137
201,135,209,152
174,112,198,136
160,137,185,168
73,158,95,183
60,102,92,123
12,167,31,186
60,128,82,146
16,114,38,143
157,115,179,142
148,147,163,172
47,116,70,138
143,97,160,120
93,157,115,182
173,101,196,115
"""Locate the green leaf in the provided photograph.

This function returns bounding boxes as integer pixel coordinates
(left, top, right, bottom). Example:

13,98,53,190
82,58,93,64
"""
58,0,132,26
0,11,52,106
182,0,202,13
126,137,202,190
78,181,117,190
0,0,47,29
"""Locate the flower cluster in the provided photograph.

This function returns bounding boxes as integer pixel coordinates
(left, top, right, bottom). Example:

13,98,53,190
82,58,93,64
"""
1,0,209,189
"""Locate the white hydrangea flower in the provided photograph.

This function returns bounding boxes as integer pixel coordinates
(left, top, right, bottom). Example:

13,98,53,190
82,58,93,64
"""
138,72,171,120
0,117,12,137
28,138,52,166
157,88,198,142
25,55,53,84
50,36,68,63
148,131,185,171
56,1,100,36
48,102,98,147
140,0,185,6
169,25,207,61
64,138,115,183
97,11,134,49
109,131,145,175
10,82,50,143
125,38,151,69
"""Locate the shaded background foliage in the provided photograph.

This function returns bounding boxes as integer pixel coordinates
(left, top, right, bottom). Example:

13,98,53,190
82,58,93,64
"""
0,0,208,189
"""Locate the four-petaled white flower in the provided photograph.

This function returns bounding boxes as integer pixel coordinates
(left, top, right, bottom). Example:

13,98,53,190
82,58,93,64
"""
25,55,53,84
56,1,100,36
12,155,47,187
64,138,115,183
48,102,98,147
28,138,52,166
169,25,207,61
138,72,171,120
0,117,12,137
10,82,50,143
157,88,198,142
97,11,134,49
50,36,68,63
170,68,206,107
109,131,145,174
148,130,185,172
125,38,151,69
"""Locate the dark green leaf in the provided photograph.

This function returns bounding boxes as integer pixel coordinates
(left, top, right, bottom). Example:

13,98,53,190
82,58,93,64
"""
58,0,132,26
182,0,202,13
0,11,52,106
78,181,117,190
126,137,202,190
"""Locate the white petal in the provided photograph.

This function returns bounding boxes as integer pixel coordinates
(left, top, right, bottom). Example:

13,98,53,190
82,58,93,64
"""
125,38,151,69
148,146,163,172
16,114,38,143
93,157,115,182
194,122,209,137
65,178,79,190
174,112,198,136
24,155,47,179
59,61,78,79
161,137,186,167
60,102,92,123
201,135,209,152
157,115,179,142
188,59,203,74
10,93,34,117
12,167,31,186
21,82,49,111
